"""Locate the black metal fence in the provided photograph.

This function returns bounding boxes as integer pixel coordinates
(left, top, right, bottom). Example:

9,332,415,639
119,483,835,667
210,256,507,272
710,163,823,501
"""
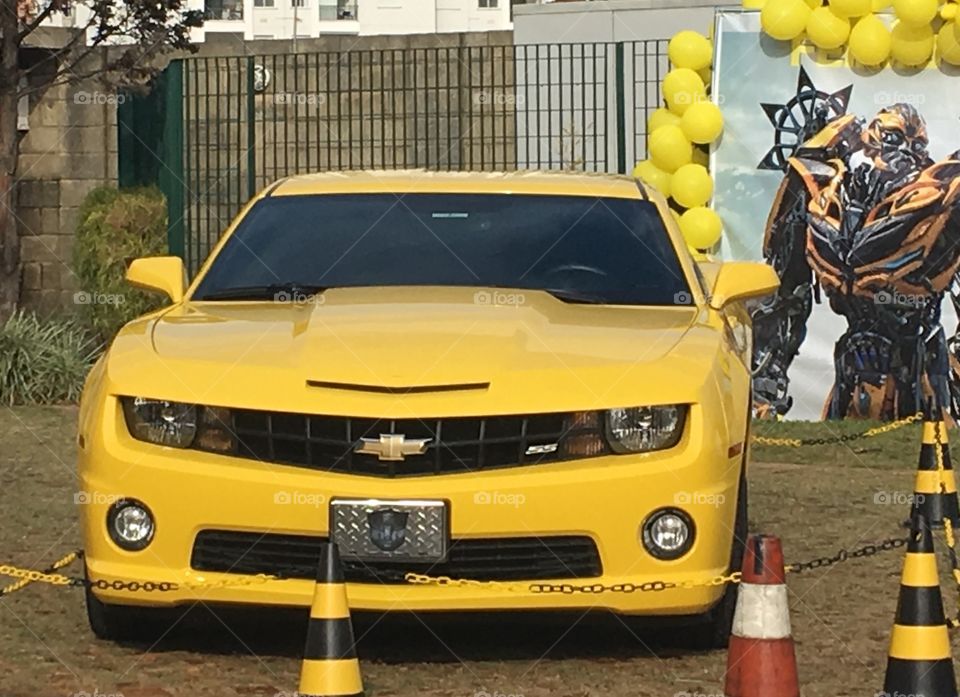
119,40,669,273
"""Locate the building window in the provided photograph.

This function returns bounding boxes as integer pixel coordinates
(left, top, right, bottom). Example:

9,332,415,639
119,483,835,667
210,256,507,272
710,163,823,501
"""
254,0,275,7
292,0,306,6
204,0,244,19
319,0,356,20
479,0,498,7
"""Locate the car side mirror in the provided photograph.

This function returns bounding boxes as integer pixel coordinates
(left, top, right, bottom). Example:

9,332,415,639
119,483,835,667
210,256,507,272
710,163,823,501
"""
709,261,779,310
125,256,186,304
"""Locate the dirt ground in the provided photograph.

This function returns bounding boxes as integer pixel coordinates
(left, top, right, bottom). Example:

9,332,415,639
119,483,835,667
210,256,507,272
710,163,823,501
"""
0,406,954,697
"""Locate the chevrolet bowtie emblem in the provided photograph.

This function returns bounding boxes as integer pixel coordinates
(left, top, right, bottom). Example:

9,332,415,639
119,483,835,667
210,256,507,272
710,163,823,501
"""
355,434,431,461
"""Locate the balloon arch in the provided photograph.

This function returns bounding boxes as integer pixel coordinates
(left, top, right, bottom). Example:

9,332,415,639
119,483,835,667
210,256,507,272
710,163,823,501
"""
634,0,960,252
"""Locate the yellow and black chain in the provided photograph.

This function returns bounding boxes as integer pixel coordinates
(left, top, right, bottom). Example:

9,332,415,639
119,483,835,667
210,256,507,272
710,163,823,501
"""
0,552,276,597
752,411,922,448
405,536,910,594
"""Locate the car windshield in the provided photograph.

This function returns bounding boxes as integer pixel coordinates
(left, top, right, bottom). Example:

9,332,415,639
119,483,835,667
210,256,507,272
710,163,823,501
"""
192,192,690,306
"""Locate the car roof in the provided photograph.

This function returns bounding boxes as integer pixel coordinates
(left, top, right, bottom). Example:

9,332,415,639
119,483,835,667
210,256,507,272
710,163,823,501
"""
267,169,649,200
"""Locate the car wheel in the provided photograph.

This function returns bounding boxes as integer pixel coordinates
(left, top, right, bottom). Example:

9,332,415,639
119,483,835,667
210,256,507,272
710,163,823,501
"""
84,574,176,642
682,471,748,651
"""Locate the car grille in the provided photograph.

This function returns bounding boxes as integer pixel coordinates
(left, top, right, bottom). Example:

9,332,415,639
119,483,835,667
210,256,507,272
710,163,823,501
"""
201,409,608,477
191,530,603,583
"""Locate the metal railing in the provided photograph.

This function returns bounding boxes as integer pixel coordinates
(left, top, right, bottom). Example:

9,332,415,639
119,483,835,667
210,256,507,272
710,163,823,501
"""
119,40,669,272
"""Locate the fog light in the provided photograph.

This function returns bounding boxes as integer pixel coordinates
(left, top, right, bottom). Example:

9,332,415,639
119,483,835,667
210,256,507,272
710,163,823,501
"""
107,499,155,551
642,508,694,560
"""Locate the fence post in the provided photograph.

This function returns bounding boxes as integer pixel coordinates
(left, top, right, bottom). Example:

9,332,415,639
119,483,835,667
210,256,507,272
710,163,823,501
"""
614,42,626,175
159,60,185,259
246,56,256,199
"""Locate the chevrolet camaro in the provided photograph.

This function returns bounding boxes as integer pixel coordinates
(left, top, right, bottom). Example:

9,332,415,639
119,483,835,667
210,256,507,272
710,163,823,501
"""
77,170,778,647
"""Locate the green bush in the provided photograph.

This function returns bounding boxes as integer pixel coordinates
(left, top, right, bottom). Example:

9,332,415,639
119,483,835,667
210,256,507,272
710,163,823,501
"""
73,186,168,339
0,311,102,405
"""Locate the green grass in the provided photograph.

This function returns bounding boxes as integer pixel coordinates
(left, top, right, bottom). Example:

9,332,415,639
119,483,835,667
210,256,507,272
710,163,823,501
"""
750,417,925,470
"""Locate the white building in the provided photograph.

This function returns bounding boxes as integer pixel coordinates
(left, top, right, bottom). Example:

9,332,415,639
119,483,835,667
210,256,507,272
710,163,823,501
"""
196,0,513,41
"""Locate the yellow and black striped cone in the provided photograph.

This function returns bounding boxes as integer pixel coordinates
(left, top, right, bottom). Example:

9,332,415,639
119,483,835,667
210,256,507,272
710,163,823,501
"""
882,514,958,697
298,543,364,697
911,418,960,530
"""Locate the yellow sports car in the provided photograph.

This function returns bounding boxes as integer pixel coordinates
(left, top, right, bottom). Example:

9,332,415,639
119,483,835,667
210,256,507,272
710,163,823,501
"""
77,170,778,647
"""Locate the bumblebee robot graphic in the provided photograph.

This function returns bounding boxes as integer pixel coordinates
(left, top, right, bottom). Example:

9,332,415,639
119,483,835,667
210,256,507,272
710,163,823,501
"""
752,72,960,420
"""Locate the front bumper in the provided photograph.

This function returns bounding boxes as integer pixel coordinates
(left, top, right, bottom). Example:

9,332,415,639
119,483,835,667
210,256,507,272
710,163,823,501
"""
79,398,743,617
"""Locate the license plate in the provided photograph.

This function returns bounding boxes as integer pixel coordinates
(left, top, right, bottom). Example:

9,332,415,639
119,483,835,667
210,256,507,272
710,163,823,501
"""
329,498,448,563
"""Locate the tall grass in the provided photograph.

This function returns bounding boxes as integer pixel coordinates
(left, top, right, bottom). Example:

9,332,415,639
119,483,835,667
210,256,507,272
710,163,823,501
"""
0,311,102,405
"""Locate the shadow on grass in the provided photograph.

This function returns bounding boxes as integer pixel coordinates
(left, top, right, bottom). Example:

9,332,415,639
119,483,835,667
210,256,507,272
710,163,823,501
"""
122,603,712,662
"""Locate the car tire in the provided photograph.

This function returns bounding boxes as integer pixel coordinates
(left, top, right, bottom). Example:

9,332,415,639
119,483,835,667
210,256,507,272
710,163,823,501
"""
84,574,176,642
682,470,748,651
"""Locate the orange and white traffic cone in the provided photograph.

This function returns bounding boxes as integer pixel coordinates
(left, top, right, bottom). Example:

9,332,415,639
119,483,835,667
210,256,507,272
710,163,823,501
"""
723,534,799,697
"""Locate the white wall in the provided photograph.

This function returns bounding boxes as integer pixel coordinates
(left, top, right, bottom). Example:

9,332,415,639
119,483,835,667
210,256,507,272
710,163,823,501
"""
513,0,739,44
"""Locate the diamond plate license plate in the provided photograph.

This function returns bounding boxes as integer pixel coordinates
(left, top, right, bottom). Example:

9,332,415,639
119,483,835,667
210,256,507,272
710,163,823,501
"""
329,498,448,563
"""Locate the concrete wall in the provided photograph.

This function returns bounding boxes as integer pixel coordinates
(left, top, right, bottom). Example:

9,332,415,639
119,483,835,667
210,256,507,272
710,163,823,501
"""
513,0,738,44
18,41,118,312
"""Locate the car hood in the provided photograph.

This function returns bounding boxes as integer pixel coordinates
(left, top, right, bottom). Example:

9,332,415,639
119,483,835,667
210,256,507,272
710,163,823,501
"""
107,287,722,416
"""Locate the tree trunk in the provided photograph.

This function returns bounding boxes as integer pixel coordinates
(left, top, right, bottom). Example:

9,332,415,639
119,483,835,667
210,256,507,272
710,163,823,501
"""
0,0,21,324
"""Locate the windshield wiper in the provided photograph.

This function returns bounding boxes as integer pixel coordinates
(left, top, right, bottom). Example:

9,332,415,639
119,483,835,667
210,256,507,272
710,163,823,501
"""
195,283,329,302
543,288,611,305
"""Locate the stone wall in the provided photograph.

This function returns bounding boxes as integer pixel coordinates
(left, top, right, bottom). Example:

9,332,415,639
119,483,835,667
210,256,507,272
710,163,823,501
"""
18,41,118,312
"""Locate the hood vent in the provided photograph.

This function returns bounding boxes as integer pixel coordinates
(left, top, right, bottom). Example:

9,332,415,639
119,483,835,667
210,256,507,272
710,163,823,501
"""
306,380,490,395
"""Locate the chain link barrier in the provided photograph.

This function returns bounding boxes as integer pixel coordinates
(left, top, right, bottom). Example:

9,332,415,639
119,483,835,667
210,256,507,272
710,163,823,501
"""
751,411,923,448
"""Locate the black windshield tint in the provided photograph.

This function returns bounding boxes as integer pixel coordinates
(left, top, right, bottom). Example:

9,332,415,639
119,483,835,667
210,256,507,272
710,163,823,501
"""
193,193,690,305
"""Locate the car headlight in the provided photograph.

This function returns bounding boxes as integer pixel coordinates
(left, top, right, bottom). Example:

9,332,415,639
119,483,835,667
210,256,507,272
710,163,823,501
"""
121,397,198,448
604,405,686,453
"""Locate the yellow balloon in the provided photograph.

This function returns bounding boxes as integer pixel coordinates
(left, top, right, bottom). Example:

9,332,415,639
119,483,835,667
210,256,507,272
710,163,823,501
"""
697,66,712,86
648,107,681,133
807,6,851,49
938,21,960,65
761,0,812,40
893,0,937,26
849,14,892,66
649,125,693,173
681,101,724,144
632,160,672,197
668,30,713,70
871,0,892,10
671,164,714,209
663,68,706,116
891,21,934,66
803,0,820,7
943,3,958,21
829,0,871,18
680,207,723,250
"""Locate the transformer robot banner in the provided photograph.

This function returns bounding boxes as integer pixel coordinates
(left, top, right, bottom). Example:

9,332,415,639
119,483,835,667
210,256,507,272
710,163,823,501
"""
713,11,960,422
